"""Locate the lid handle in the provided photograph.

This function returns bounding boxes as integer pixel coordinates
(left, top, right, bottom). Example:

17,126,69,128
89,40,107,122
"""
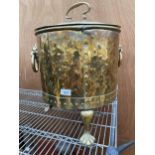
65,2,91,21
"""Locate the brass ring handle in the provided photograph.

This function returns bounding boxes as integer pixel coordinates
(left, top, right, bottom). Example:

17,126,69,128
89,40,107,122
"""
65,2,91,20
118,46,123,67
31,44,39,72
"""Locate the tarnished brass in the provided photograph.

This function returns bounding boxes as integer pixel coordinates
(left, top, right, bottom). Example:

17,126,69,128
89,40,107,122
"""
118,46,123,67
31,44,39,72
31,2,122,145
65,2,91,20
35,30,120,109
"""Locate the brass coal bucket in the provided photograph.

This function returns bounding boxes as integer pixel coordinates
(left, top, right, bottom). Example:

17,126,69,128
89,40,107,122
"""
31,2,122,145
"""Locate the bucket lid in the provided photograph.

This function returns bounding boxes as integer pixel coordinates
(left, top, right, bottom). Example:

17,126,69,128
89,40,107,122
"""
35,2,121,35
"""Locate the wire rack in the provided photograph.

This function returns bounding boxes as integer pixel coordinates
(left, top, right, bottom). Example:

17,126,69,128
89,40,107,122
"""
19,88,117,155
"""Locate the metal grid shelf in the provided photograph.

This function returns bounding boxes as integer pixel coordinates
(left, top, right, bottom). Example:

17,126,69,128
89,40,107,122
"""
19,88,117,155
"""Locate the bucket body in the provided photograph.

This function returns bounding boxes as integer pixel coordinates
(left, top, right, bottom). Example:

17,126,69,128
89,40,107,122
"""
35,29,120,109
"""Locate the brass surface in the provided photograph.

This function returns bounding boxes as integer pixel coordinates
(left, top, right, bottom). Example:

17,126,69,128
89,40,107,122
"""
118,46,123,67
35,1,120,34
35,29,120,110
80,110,95,145
65,2,91,20
31,44,39,72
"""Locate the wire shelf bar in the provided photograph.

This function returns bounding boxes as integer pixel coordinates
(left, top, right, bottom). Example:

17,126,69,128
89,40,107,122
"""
19,88,117,155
